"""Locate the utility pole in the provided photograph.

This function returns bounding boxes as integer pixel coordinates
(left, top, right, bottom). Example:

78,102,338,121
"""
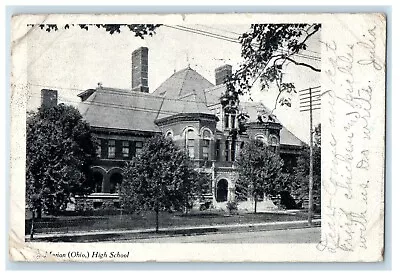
299,86,321,226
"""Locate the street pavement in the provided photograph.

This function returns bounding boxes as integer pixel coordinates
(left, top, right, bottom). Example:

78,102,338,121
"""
119,227,321,243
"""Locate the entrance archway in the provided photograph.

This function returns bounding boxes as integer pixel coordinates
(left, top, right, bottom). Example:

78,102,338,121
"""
216,179,229,202
109,172,123,194
92,172,104,193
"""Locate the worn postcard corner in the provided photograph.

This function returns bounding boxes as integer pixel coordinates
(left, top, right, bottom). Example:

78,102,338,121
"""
9,12,386,263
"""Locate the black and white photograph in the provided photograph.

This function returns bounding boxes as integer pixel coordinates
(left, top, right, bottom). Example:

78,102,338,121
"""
9,13,386,262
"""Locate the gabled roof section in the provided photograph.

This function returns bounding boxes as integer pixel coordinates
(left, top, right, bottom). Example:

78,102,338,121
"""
240,101,274,123
78,87,165,132
239,101,304,147
78,86,216,132
152,67,213,101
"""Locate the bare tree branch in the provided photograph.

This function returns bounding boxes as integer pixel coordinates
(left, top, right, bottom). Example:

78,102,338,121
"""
283,57,321,72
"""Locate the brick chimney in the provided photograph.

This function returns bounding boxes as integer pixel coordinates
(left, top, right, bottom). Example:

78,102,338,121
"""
131,47,149,93
215,64,232,85
40,89,58,109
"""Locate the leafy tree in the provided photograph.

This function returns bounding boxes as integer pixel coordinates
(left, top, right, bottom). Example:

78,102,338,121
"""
26,104,97,235
290,124,321,209
121,135,202,232
227,24,321,110
28,23,161,38
235,139,288,213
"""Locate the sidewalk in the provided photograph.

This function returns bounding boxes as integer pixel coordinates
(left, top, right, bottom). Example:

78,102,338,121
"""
27,218,321,242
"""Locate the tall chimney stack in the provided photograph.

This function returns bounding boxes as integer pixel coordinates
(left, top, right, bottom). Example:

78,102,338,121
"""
41,89,58,109
215,64,232,86
131,47,149,93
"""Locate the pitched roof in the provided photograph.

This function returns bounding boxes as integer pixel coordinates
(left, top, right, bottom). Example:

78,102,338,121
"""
280,126,305,146
239,101,274,123
77,67,304,147
204,84,226,107
78,87,164,132
152,67,213,101
204,86,304,147
78,86,215,132
155,94,214,120
239,101,304,146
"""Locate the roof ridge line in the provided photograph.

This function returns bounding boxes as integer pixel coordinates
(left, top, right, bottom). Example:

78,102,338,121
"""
178,68,190,98
81,90,98,117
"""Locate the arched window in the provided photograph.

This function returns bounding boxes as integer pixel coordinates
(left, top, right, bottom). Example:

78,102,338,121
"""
202,129,212,160
255,135,267,143
185,129,196,158
165,130,173,139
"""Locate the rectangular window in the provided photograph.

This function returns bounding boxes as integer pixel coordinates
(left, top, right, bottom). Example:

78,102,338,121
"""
96,141,101,157
134,141,143,157
122,141,130,158
224,114,229,128
215,139,220,161
231,140,236,161
225,140,230,161
108,140,115,159
187,139,195,158
231,114,236,129
203,139,210,160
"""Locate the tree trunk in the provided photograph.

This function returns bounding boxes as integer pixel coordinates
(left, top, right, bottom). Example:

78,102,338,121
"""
254,195,257,214
155,202,159,233
185,194,189,215
36,206,42,219
30,209,35,239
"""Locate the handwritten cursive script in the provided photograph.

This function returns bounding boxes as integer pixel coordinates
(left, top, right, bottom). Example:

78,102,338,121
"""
318,25,378,252
357,26,383,70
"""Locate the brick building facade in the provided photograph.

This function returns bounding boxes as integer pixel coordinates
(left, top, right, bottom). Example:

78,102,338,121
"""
65,47,305,210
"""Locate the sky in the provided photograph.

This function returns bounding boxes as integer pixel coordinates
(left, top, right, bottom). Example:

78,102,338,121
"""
26,24,321,143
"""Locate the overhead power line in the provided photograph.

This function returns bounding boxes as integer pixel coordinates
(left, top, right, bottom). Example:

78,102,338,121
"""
196,24,321,55
164,25,321,62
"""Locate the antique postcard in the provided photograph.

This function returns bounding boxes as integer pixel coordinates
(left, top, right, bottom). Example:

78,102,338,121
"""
9,13,386,262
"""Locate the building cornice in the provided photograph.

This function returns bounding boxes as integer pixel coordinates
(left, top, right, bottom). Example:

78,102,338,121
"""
245,121,283,130
91,126,159,137
155,113,219,126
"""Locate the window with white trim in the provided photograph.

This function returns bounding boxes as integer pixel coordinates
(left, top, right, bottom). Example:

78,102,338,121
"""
224,110,237,129
202,129,212,160
185,129,196,159
165,130,173,139
122,141,130,158
108,140,115,159
134,141,143,157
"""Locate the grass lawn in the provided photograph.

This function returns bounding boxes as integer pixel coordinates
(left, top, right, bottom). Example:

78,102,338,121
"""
26,209,315,235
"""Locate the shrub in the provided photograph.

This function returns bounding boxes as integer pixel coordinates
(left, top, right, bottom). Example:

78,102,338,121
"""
226,201,238,214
